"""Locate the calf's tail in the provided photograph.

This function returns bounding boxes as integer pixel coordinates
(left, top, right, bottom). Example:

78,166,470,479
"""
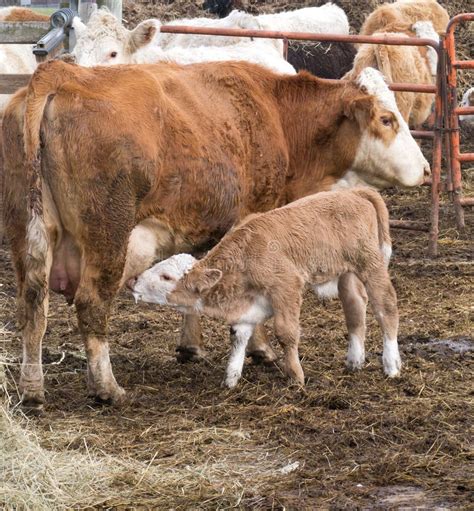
352,188,392,266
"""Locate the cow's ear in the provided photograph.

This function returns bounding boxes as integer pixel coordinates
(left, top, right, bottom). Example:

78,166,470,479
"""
129,19,160,51
344,95,375,125
72,16,87,38
186,269,222,294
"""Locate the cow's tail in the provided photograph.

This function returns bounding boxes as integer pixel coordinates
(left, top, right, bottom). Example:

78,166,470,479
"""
353,188,392,266
23,60,78,294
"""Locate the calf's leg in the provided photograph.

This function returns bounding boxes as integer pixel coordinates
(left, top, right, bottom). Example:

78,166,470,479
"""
272,286,304,386
224,324,254,388
338,273,368,371
363,267,401,377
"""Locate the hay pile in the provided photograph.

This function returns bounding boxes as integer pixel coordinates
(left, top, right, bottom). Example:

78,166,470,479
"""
0,356,301,509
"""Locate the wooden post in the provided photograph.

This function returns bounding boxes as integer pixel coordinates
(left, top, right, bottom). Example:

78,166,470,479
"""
97,0,122,21
78,0,97,24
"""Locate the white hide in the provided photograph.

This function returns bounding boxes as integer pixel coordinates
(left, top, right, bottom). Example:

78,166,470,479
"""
412,21,439,76
135,39,296,74
459,87,474,125
72,8,282,66
224,324,254,388
352,67,430,188
256,3,349,36
72,11,161,66
346,334,365,370
157,10,277,50
382,335,402,377
313,279,339,300
132,254,196,306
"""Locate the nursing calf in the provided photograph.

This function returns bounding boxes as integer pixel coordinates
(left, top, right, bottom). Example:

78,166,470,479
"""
132,189,401,388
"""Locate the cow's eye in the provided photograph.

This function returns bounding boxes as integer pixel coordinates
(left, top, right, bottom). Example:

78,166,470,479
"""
161,274,172,281
110,51,118,58
381,117,392,127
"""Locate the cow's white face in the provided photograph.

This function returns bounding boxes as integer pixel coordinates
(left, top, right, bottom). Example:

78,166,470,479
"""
72,11,159,67
345,68,430,189
131,254,196,306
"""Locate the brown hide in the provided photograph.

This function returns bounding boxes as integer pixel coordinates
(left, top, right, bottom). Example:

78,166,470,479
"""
4,60,371,276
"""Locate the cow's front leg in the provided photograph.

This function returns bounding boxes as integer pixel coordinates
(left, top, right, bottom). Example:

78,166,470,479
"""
75,263,125,404
247,324,278,364
176,313,206,362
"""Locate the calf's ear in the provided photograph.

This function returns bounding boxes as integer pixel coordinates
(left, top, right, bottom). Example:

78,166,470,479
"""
129,19,160,51
187,269,223,294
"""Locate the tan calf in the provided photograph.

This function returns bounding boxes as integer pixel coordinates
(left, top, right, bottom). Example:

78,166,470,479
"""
131,189,401,388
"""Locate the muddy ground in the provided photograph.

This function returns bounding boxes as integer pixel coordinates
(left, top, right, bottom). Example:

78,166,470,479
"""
2,0,474,508
1,183,473,508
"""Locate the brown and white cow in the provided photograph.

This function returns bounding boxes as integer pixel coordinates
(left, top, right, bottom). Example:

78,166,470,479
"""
2,60,428,408
131,188,401,388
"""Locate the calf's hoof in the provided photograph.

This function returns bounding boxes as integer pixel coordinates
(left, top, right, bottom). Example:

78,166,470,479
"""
346,358,365,371
176,345,206,363
248,346,278,366
383,354,402,378
222,371,241,389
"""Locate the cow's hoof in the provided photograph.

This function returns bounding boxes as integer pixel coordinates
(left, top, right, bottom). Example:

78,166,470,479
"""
21,389,45,413
176,346,206,363
248,346,278,365
89,385,126,406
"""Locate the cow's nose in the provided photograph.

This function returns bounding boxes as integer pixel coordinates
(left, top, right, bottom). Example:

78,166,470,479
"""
423,163,431,178
126,276,138,290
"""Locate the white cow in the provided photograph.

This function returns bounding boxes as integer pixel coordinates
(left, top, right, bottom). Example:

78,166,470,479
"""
72,9,292,73
256,3,349,36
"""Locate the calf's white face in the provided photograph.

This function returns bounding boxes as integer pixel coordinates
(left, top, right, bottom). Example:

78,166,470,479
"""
346,68,430,189
72,11,159,66
459,87,474,125
132,254,196,306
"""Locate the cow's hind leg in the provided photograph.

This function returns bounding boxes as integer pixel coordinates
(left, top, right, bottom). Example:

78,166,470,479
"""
247,324,278,364
363,267,401,377
75,248,129,404
338,273,368,371
176,313,206,362
18,239,53,410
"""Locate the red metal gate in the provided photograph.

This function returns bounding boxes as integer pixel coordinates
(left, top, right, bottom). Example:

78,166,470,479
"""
444,13,474,231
